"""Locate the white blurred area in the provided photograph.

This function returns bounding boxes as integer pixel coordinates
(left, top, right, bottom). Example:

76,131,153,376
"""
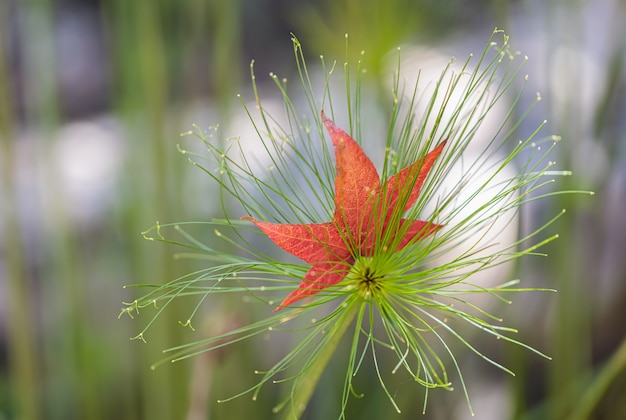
51,118,125,227
0,118,124,249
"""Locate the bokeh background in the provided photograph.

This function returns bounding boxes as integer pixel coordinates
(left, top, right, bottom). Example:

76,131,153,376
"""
1,0,625,419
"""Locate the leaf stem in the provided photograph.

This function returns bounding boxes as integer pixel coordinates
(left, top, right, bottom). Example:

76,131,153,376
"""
284,302,359,420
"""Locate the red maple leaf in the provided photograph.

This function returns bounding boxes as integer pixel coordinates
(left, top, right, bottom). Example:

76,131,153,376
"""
243,112,446,310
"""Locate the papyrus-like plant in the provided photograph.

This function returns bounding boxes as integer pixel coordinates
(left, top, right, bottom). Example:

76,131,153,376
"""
122,29,584,418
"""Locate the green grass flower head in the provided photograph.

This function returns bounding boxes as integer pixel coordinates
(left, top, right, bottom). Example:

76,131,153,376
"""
122,29,585,418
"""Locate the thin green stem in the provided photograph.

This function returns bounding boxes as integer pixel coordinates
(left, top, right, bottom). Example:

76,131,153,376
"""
284,303,359,420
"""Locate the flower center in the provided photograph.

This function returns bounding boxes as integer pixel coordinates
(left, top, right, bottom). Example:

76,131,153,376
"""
348,257,385,297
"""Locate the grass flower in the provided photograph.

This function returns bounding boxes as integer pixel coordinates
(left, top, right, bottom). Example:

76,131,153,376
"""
121,29,583,418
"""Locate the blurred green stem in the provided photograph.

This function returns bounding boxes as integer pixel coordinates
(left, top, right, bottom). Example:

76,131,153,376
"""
570,334,626,420
209,0,241,119
0,3,39,419
0,44,40,420
284,303,359,420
